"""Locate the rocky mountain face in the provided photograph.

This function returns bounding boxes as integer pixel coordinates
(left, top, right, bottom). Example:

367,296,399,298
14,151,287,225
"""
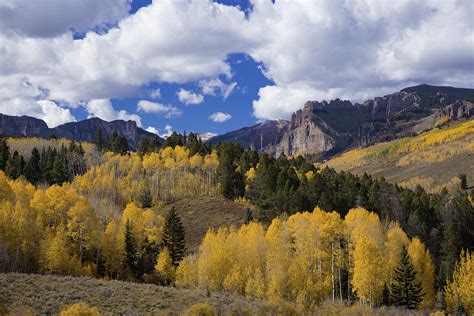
0,115,161,150
212,85,474,159
211,119,289,151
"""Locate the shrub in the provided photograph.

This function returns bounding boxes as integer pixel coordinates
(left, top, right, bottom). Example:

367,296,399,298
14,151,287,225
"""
183,302,216,316
60,302,100,316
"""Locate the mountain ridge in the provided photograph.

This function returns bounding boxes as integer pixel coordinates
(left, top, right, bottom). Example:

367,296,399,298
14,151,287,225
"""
0,114,162,150
212,84,474,159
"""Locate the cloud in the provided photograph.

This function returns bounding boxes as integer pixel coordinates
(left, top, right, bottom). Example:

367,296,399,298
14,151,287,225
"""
146,126,159,135
137,100,182,119
0,0,254,106
246,0,474,119
0,0,130,38
160,124,174,138
199,78,237,100
198,132,217,141
209,112,232,123
0,0,472,123
177,89,204,105
149,88,161,99
85,99,142,126
0,98,76,128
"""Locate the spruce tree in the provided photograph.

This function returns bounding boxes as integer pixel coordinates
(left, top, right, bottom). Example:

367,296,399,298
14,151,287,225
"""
162,207,186,266
124,219,142,278
244,208,253,224
391,246,424,309
25,147,41,184
0,138,10,171
137,176,153,208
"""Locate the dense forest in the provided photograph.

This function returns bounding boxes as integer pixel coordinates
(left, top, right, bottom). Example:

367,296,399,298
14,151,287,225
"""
0,131,472,313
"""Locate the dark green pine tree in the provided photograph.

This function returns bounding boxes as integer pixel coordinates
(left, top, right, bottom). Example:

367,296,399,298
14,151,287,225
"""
124,219,142,278
5,150,22,179
391,246,424,309
244,208,253,224
0,138,10,171
137,176,153,208
162,207,186,266
95,128,106,153
24,147,41,184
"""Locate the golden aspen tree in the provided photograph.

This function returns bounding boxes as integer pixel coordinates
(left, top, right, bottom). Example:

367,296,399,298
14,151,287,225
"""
67,197,99,263
265,217,291,302
40,226,83,276
155,248,175,285
198,227,233,291
245,268,266,299
101,219,124,278
445,250,473,313
345,207,385,306
0,171,14,203
176,255,198,287
407,237,435,308
385,223,409,284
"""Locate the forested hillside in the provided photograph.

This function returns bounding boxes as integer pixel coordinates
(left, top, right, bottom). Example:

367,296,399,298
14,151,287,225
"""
324,119,474,193
0,132,472,314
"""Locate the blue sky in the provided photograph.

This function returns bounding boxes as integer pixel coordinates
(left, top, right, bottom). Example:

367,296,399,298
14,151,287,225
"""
0,0,472,137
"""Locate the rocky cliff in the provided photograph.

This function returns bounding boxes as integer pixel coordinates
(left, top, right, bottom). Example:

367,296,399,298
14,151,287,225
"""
212,84,474,160
0,114,161,150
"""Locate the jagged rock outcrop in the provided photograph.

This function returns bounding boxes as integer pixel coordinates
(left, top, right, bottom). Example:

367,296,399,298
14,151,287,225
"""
0,114,161,150
211,119,289,151
212,84,474,160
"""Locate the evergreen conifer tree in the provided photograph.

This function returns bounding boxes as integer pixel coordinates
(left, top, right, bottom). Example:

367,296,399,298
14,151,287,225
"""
137,176,153,208
244,208,253,224
391,246,424,309
124,219,142,278
162,207,186,266
0,138,10,171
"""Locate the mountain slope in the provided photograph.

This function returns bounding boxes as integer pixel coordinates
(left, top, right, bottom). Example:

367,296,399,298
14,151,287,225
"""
322,119,474,192
0,114,162,150
214,85,474,160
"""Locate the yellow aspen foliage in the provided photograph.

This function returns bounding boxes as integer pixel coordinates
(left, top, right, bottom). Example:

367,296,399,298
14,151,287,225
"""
445,250,473,313
245,268,266,299
351,235,385,305
176,255,198,287
345,208,385,306
385,223,409,283
101,219,124,278
60,302,100,316
40,227,85,276
67,197,99,261
407,237,435,308
0,171,14,204
198,227,233,291
265,218,291,302
155,248,175,284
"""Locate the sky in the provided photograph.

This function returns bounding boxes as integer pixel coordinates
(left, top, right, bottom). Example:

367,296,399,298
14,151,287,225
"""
0,0,473,138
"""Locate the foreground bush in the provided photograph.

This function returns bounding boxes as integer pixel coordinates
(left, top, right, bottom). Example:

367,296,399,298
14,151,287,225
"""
60,302,100,316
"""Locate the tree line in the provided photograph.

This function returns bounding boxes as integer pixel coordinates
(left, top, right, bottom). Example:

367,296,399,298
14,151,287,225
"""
0,137,87,185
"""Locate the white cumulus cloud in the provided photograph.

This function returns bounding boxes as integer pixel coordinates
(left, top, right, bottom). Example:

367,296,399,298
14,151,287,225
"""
209,112,232,123
199,78,237,100
137,100,182,119
177,89,204,105
85,99,142,126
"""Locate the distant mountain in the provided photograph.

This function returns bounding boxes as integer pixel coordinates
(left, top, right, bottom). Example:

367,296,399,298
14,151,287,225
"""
211,119,289,151
0,115,162,150
213,84,474,160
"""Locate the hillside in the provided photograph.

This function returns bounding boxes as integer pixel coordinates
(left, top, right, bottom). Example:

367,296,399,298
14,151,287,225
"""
0,273,264,315
323,119,474,192
158,197,254,253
